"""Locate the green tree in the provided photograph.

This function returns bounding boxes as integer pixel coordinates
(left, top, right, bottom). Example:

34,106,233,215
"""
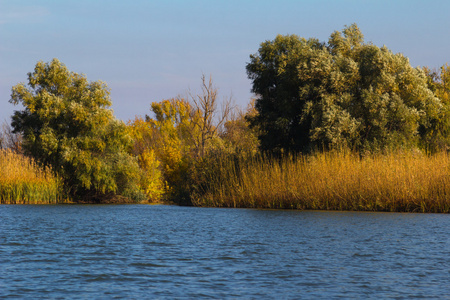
246,34,323,153
423,63,450,150
247,24,444,153
9,59,144,202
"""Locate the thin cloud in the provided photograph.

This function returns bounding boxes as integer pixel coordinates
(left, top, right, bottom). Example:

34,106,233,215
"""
0,5,50,24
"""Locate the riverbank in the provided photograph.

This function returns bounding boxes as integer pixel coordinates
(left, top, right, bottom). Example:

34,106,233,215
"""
2,149,450,212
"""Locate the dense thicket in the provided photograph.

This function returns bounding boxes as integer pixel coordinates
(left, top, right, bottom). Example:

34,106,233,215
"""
128,77,259,204
246,24,448,153
9,59,144,202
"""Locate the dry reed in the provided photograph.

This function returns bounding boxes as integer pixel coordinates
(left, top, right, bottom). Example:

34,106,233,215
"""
192,151,450,213
0,149,63,204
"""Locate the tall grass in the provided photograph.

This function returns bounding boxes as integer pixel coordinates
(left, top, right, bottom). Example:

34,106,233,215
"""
0,149,63,204
192,151,450,213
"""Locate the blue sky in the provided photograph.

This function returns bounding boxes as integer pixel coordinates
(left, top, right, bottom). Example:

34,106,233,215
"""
1,0,449,123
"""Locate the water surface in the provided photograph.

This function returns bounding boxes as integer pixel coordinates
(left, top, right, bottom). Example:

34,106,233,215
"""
1,205,449,299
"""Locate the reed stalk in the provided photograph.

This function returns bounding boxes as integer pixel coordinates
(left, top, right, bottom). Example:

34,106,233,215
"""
0,149,64,204
192,150,450,213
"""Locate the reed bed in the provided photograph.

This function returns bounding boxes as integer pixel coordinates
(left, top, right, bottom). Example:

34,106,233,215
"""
192,151,450,213
0,149,63,204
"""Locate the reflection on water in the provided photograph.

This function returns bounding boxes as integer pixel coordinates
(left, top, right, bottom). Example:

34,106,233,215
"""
1,205,449,298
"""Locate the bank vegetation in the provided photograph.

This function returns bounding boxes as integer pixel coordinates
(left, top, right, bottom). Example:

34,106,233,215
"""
0,149,62,204
192,151,450,213
2,24,450,212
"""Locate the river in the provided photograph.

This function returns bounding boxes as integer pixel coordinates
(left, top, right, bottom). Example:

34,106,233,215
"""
1,205,449,299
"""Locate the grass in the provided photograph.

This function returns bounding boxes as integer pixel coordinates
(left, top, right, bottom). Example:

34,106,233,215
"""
192,150,450,213
0,149,63,204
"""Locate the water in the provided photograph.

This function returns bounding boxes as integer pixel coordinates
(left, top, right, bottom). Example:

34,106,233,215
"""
0,205,449,299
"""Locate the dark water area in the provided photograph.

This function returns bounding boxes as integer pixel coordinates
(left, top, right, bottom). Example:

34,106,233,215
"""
0,205,449,299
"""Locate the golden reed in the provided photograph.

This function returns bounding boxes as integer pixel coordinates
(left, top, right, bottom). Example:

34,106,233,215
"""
0,149,63,204
192,151,450,213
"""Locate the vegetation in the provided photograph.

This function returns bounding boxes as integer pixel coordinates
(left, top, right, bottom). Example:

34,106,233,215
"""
191,151,450,213
0,149,62,204
0,122,22,152
128,76,237,204
9,59,145,202
3,25,450,212
246,24,446,153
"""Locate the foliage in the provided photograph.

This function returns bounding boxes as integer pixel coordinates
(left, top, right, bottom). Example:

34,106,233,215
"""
129,99,195,203
222,99,260,155
425,63,450,103
128,116,165,202
247,24,445,153
423,63,450,150
129,76,237,204
149,98,195,202
9,59,144,202
0,149,62,204
0,122,22,152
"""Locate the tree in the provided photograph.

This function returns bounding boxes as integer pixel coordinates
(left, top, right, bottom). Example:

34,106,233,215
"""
425,63,450,104
222,99,260,155
147,98,195,202
423,63,450,150
247,24,445,153
246,34,323,153
0,121,22,152
188,75,232,158
9,59,144,202
128,75,233,204
127,117,164,201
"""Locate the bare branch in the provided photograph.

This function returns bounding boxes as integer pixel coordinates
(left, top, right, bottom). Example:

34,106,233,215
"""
188,74,234,157
0,121,22,153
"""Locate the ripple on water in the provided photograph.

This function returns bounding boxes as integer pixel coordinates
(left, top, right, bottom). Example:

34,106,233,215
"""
0,206,449,299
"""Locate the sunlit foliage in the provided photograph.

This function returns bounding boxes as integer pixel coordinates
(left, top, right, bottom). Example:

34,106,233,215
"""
222,99,260,155
9,59,144,202
247,24,446,153
422,63,450,150
0,149,62,204
129,99,195,203
129,77,239,204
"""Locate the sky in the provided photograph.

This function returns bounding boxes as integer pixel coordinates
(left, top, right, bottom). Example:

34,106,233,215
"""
1,0,450,124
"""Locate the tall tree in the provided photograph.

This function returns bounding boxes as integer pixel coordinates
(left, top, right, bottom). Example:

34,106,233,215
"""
188,75,232,158
247,24,444,153
9,59,144,201
423,63,450,150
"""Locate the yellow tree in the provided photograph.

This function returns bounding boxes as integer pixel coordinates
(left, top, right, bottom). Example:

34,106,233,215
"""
129,99,197,202
436,63,450,103
148,99,194,201
130,76,234,203
128,117,164,201
222,99,260,155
